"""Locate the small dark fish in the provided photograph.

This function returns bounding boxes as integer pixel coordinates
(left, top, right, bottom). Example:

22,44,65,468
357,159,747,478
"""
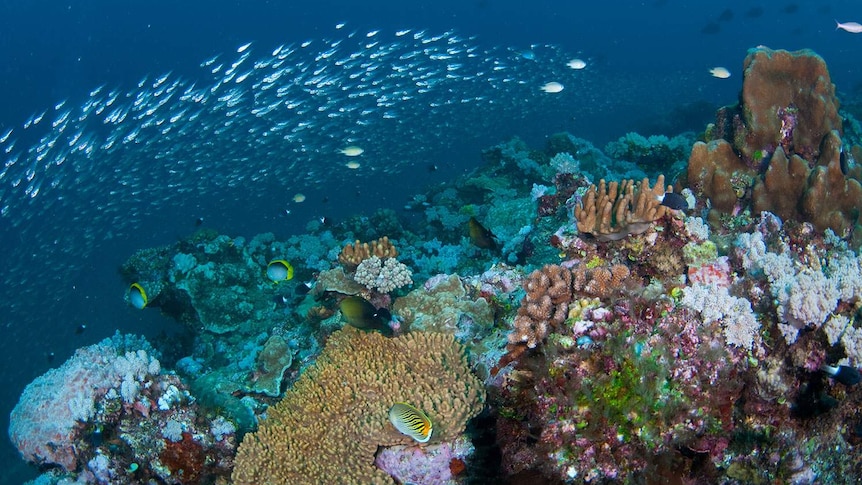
294,281,313,295
427,163,438,172
46,351,55,363
840,146,850,176
468,216,498,250
718,8,734,22
339,295,393,336
783,3,798,14
75,324,87,335
745,6,764,18
822,364,861,387
195,217,204,226
701,22,721,34
658,192,690,211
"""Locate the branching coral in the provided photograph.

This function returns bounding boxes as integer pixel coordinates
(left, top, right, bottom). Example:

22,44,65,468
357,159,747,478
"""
232,327,485,485
574,175,670,241
354,256,413,293
338,236,399,270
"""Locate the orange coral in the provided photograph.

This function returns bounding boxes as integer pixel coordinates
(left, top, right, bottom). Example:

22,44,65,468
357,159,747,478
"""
574,176,670,241
338,236,399,270
507,263,631,350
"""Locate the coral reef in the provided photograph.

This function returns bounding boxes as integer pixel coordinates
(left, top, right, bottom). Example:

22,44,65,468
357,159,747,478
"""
15,45,862,485
232,327,485,485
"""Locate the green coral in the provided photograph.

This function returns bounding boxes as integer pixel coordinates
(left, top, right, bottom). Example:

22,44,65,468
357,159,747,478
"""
682,240,718,267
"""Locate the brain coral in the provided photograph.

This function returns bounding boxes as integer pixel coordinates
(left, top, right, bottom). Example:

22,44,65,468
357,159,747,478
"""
232,326,485,485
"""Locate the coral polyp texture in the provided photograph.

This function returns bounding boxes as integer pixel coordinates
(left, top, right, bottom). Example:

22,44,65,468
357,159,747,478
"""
354,255,414,293
231,326,485,485
574,175,670,241
685,46,862,239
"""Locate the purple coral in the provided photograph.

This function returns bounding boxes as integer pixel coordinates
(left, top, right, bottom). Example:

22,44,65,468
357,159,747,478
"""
777,105,798,155
375,436,474,485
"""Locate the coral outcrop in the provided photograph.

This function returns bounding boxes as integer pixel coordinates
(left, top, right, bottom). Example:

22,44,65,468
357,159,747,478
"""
685,47,862,239
9,333,235,483
232,326,485,485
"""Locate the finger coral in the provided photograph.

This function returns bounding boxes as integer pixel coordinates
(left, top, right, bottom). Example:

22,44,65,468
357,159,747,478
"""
508,263,632,349
574,175,670,241
338,236,399,270
231,326,485,485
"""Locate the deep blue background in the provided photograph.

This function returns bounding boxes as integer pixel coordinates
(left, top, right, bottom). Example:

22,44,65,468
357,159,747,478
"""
2,1,861,482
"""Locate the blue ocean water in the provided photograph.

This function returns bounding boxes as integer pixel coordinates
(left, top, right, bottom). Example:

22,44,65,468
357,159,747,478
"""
1,0,861,482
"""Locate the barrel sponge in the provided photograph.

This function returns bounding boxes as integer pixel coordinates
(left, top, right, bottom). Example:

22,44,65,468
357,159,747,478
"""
231,326,485,485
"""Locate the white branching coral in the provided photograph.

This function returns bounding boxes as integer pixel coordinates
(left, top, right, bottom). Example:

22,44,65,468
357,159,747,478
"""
681,283,760,350
354,256,413,293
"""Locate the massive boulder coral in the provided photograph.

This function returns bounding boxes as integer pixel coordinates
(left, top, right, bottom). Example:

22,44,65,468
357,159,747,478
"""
231,326,485,485
685,47,862,239
731,47,842,163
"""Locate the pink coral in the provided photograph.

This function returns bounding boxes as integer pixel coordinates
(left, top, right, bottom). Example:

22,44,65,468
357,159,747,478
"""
374,436,474,485
9,334,160,471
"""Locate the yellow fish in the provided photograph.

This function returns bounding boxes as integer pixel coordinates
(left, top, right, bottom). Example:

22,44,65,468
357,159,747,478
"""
388,402,433,443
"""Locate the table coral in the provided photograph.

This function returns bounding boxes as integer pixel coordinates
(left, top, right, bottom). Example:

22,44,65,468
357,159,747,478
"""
231,326,485,485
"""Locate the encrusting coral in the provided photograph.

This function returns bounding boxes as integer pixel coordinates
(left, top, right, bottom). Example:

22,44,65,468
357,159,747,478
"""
338,236,399,270
231,326,485,485
574,175,670,241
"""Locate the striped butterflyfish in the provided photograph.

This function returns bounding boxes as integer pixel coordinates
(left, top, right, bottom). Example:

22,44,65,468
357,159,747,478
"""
388,402,433,443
